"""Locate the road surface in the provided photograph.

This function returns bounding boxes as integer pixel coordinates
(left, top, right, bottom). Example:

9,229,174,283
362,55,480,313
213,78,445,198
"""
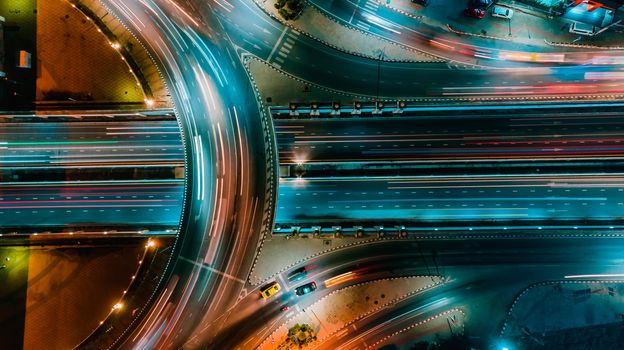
276,174,624,227
0,120,183,169
0,180,184,230
79,0,276,349
276,107,624,164
204,237,624,349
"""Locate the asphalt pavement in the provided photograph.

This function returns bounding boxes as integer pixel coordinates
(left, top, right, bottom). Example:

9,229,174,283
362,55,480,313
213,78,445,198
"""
276,174,624,226
218,0,624,101
310,0,624,65
276,108,624,164
80,0,276,349
0,180,184,230
0,120,183,169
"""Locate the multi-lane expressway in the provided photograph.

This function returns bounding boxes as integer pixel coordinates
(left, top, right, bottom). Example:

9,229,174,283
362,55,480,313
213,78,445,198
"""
276,174,624,227
276,105,624,164
0,118,182,169
275,106,624,230
12,105,624,231
0,180,183,231
11,104,624,231
0,114,184,233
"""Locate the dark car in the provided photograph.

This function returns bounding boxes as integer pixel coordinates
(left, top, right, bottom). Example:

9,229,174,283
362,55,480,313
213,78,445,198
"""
464,7,485,19
411,0,429,6
288,266,308,282
295,282,317,296
470,0,493,9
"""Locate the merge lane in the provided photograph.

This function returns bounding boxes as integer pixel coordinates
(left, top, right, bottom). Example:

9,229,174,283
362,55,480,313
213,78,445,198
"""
92,0,275,348
276,113,624,163
0,180,184,228
276,174,622,224
0,121,184,168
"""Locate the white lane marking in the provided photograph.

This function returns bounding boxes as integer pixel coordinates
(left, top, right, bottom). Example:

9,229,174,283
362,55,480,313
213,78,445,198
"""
268,27,288,62
565,274,624,279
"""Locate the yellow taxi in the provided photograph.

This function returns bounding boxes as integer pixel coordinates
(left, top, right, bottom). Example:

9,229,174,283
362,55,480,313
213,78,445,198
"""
259,281,281,299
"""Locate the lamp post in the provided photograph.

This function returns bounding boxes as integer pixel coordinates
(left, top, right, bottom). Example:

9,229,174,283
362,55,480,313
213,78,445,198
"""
373,47,387,102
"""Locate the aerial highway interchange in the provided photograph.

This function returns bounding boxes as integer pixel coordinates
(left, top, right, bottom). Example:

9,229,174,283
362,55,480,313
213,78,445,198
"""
2,0,624,349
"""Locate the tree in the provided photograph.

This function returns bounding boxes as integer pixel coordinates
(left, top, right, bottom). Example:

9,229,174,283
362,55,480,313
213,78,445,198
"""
410,341,431,350
274,0,304,20
284,323,317,348
432,334,472,350
410,334,473,350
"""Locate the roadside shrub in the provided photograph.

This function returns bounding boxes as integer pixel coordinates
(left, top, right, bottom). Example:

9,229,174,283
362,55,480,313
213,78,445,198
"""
275,0,304,20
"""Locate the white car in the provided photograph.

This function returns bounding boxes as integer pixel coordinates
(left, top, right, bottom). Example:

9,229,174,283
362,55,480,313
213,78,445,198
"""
491,6,513,19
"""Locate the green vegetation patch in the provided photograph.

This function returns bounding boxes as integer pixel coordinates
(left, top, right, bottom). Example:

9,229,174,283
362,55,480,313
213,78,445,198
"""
275,0,304,20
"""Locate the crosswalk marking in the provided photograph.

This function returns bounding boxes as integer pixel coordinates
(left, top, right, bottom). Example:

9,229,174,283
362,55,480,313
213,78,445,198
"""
268,29,299,67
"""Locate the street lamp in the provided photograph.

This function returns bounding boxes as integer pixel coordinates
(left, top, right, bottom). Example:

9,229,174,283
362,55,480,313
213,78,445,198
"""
495,340,512,350
373,47,387,102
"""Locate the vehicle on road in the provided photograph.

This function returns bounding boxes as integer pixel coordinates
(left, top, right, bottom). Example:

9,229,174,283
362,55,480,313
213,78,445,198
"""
288,266,308,282
471,0,493,8
259,281,281,299
411,0,429,6
281,306,290,311
491,6,513,19
295,282,317,296
464,8,485,19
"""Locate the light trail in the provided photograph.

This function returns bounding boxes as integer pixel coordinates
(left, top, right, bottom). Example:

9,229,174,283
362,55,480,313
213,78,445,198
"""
165,0,200,27
564,274,624,279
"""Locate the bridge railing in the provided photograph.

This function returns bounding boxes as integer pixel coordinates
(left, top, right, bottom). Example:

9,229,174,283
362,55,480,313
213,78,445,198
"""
274,221,624,237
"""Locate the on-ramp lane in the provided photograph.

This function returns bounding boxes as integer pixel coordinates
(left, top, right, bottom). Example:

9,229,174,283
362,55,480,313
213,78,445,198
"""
79,0,276,348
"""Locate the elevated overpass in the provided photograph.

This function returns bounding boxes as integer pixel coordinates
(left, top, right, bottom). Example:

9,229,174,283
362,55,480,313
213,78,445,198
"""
273,102,624,234
275,173,624,232
0,110,184,235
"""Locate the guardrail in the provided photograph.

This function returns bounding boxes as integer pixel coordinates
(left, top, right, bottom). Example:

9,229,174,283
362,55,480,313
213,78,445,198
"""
0,109,175,122
278,161,624,178
273,222,624,237
0,233,176,246
0,226,178,236
271,101,624,119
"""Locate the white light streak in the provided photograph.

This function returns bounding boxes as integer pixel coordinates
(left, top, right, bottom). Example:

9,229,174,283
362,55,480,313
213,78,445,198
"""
565,274,624,279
